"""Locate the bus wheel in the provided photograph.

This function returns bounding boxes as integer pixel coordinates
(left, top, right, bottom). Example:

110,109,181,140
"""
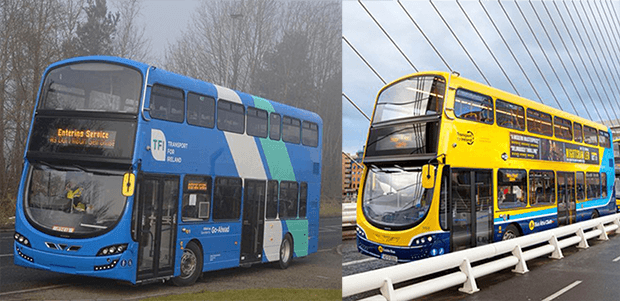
502,224,519,241
172,241,202,286
277,235,293,269
591,210,599,219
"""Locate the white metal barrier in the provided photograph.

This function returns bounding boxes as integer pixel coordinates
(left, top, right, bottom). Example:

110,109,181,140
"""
343,213,620,300
343,202,356,225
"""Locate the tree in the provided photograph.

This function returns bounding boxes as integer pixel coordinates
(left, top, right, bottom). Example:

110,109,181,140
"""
111,0,150,61
73,0,119,56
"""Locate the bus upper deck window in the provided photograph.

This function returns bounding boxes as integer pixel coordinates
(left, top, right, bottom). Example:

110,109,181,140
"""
584,125,598,145
302,121,319,147
574,122,583,142
527,109,552,136
496,99,525,131
454,89,493,124
554,116,572,140
150,84,185,123
282,116,301,144
187,93,215,128
598,130,610,148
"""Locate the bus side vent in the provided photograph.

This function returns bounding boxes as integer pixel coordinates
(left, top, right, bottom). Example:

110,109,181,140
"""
68,246,81,252
45,242,59,250
610,159,613,168
313,163,320,174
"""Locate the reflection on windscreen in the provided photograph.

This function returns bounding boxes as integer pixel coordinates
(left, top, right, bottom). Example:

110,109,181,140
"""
363,167,433,228
40,62,142,113
373,76,445,124
26,164,127,236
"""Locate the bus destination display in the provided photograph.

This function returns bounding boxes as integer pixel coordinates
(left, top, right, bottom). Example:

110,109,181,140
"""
510,132,599,164
50,128,117,149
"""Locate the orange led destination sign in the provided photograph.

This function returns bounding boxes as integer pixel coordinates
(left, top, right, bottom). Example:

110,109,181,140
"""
187,181,207,191
49,128,117,148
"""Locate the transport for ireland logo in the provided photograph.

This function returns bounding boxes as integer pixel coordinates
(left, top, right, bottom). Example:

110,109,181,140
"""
151,129,166,161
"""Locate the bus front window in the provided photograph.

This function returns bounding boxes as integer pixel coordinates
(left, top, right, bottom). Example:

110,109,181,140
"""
25,163,127,237
39,62,142,114
362,167,433,229
373,75,445,124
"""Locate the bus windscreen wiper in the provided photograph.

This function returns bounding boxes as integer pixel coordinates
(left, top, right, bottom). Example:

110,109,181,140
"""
71,164,123,176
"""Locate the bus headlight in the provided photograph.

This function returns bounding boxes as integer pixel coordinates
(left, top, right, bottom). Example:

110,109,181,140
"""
14,232,31,247
97,244,128,256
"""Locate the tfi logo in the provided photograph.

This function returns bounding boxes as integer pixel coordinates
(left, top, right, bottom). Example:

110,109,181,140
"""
151,129,166,161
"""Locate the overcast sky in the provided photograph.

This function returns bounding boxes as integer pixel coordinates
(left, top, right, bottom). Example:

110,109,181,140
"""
343,0,620,154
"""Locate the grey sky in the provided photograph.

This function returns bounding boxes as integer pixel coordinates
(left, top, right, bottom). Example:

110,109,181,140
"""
121,0,201,64
343,0,620,154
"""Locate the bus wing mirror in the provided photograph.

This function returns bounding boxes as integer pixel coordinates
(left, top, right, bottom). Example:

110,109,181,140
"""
122,173,136,197
422,164,435,189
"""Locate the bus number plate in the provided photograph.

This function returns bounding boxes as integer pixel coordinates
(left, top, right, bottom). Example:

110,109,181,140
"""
381,254,398,262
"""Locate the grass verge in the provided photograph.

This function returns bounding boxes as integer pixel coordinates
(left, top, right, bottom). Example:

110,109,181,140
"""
144,288,341,301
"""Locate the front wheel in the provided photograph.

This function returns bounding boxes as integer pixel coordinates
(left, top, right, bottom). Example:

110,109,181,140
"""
172,241,202,286
277,235,293,269
502,224,520,241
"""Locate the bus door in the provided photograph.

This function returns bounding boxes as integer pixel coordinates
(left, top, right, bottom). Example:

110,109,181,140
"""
240,179,266,264
136,175,179,280
450,169,493,252
557,172,576,226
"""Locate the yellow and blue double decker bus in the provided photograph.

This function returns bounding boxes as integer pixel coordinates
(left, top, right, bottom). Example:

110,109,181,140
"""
356,71,615,262
14,56,322,285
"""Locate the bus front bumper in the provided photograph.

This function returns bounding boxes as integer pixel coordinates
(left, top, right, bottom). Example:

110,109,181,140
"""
14,243,135,283
356,231,450,262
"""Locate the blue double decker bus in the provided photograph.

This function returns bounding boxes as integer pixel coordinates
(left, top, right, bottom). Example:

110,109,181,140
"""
14,56,322,285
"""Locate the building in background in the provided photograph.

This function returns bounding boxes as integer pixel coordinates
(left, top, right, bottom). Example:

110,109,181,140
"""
342,150,364,202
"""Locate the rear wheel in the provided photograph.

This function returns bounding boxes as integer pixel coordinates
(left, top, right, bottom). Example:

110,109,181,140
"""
172,241,202,286
502,224,520,241
591,210,599,219
277,235,293,269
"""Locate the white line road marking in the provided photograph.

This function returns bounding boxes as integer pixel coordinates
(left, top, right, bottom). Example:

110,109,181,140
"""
316,276,329,279
343,257,376,267
0,284,70,297
317,249,331,252
542,280,582,301
0,254,12,258
613,255,620,262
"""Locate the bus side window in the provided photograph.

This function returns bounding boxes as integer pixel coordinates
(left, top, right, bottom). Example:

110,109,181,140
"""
282,116,301,144
454,89,494,124
299,182,308,218
584,125,598,145
576,172,585,201
302,121,319,147
212,177,242,220
599,130,610,148
554,116,573,140
527,109,552,136
187,93,215,128
150,84,185,123
279,181,299,219
497,169,527,209
266,180,279,219
574,122,583,142
529,170,554,206
217,100,245,134
247,107,268,138
496,99,525,131
182,175,212,222
270,113,281,140
586,172,601,199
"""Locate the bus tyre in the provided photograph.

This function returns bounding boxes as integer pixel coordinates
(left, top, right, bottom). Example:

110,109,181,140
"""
277,235,293,269
172,241,202,286
592,210,599,219
502,224,519,241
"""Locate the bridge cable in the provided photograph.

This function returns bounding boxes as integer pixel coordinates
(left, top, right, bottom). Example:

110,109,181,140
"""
342,92,371,122
396,0,453,72
496,1,563,110
478,0,545,104
455,0,520,95
537,0,603,122
582,1,620,125
517,1,591,120
429,0,490,85
550,1,608,124
565,0,620,124
590,0,620,125
342,36,387,85
357,0,418,73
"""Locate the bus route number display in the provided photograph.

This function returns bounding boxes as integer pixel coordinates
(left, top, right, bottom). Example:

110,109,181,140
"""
49,128,117,149
510,132,598,164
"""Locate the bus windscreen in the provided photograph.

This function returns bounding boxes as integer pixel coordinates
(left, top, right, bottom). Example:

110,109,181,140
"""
39,62,142,114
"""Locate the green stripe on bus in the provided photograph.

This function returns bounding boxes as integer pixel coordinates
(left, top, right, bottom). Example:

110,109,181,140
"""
285,219,309,257
252,96,296,181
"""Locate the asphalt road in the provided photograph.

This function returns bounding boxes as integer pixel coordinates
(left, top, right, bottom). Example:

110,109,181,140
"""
343,232,620,300
0,216,342,299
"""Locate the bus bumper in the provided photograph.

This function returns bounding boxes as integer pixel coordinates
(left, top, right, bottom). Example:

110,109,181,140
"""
356,231,450,262
14,243,135,283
